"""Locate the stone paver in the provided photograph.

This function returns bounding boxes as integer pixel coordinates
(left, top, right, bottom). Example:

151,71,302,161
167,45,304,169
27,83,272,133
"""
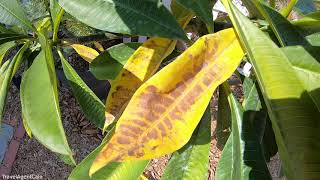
0,124,14,163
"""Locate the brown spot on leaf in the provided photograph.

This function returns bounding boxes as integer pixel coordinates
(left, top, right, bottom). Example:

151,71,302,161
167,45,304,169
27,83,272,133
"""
147,129,158,140
189,54,193,60
134,120,148,127
158,123,167,137
202,76,212,86
146,85,158,93
117,136,131,144
183,72,194,81
119,129,137,138
152,105,166,114
146,112,159,122
169,108,182,121
136,152,145,158
120,124,142,134
164,118,173,130
204,38,209,46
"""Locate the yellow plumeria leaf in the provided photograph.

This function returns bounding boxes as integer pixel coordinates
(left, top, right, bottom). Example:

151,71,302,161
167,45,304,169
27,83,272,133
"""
93,41,105,52
103,38,177,131
90,28,244,175
71,44,99,63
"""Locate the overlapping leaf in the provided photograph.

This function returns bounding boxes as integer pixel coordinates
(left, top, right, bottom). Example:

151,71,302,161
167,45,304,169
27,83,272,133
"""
222,1,320,178
0,43,29,125
0,33,29,45
216,84,271,180
0,0,35,31
90,43,141,80
71,44,99,63
58,50,105,129
90,28,244,175
21,36,74,164
162,106,211,180
0,41,15,64
58,0,187,40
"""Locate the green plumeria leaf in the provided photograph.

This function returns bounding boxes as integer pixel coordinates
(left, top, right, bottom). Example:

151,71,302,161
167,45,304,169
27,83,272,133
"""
58,49,105,129
0,0,35,31
222,0,320,178
58,0,188,40
216,84,271,180
21,39,74,164
90,43,141,80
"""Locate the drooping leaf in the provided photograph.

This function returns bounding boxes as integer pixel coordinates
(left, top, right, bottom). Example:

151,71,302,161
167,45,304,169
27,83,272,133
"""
0,41,15,64
90,43,141,80
162,106,211,180
176,0,214,31
69,127,149,180
71,44,99,63
0,33,30,45
282,46,320,111
216,83,271,180
222,1,320,178
58,0,187,40
58,49,105,129
103,38,177,131
0,0,35,31
0,43,29,125
20,45,74,163
90,28,244,175
50,0,64,42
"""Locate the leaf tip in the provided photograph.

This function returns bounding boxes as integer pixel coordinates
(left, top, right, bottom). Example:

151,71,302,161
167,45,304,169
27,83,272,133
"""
102,113,115,133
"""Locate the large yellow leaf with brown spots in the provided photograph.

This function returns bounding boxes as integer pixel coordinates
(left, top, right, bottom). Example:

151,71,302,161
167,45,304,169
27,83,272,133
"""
90,28,244,175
